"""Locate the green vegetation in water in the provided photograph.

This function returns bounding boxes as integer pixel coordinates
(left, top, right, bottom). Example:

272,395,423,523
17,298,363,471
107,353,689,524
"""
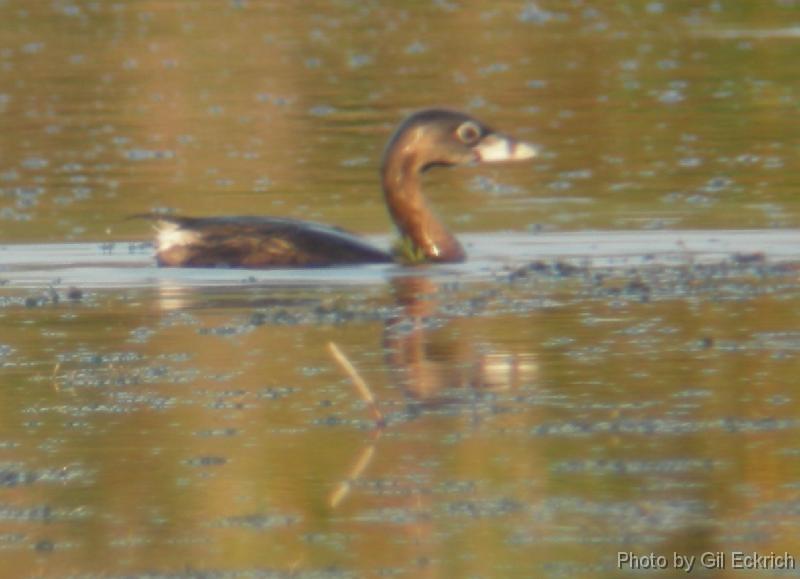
391,236,429,265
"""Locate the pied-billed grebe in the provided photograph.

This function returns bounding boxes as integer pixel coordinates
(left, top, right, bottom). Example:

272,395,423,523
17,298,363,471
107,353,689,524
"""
146,109,536,268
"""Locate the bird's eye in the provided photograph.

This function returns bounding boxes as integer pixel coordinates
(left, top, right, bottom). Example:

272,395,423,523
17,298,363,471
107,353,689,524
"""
456,121,481,144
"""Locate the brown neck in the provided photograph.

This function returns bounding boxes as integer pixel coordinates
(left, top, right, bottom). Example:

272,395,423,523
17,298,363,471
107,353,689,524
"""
381,151,466,263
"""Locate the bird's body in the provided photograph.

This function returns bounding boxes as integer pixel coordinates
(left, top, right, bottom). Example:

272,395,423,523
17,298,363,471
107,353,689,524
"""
150,215,391,268
145,109,537,268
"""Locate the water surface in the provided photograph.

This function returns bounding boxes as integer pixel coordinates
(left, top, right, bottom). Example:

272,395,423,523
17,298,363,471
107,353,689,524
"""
1,1,799,577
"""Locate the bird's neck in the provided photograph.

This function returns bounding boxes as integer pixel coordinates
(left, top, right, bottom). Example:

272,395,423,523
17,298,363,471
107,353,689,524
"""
381,152,465,263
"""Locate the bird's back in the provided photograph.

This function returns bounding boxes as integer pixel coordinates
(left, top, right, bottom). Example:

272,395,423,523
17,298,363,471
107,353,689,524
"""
145,215,392,268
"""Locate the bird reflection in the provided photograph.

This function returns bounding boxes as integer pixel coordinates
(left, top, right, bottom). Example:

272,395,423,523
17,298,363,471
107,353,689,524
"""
383,275,538,405
330,275,539,510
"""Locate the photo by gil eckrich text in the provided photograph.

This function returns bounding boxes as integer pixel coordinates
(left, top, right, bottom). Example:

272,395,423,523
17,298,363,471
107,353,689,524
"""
617,551,796,573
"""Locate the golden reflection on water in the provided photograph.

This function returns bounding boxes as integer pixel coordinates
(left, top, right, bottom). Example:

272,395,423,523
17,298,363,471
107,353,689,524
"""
1,266,799,576
1,0,800,577
1,278,548,575
0,1,797,244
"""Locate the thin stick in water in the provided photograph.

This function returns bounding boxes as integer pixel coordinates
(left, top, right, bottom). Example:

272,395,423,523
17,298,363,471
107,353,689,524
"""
329,442,377,508
327,341,385,426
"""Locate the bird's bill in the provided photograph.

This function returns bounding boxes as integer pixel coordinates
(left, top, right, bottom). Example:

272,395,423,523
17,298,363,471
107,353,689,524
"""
475,133,538,162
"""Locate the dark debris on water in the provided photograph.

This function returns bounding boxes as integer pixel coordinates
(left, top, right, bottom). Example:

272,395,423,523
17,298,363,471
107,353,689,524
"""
503,256,800,304
88,569,353,579
0,285,87,309
532,417,799,437
0,463,90,488
214,513,300,530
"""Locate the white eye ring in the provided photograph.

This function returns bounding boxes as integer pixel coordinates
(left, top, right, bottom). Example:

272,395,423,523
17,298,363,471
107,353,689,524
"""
456,121,481,144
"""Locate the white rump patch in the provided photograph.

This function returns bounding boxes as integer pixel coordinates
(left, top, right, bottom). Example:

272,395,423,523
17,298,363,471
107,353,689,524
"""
155,221,199,251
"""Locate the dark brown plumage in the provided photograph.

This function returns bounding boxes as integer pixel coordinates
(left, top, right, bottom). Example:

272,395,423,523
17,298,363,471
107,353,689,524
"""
147,215,392,268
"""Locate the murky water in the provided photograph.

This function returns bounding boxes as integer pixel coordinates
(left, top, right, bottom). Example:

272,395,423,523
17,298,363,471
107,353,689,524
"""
1,1,799,578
